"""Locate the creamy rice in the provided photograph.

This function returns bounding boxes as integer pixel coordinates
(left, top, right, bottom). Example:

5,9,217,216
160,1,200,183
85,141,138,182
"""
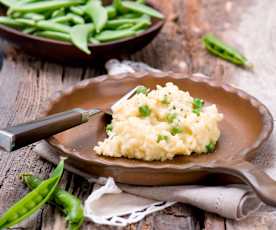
94,82,223,161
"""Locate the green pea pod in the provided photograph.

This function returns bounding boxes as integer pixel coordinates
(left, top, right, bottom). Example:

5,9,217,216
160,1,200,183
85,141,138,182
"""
70,23,94,54
14,18,36,26
0,0,16,7
105,5,117,19
21,174,84,230
51,15,72,24
0,16,24,28
118,13,142,19
121,1,164,19
137,0,145,3
0,160,64,229
70,6,85,16
130,20,150,31
89,37,100,44
36,20,71,33
85,0,107,33
22,12,45,21
105,16,150,29
113,0,127,14
9,0,84,13
95,29,136,42
68,13,85,25
117,23,134,30
51,8,66,19
202,33,253,68
22,27,36,34
35,31,71,42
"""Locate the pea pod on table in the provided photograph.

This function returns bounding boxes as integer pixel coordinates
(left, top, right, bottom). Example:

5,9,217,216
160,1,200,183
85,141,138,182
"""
0,159,65,229
21,174,84,230
202,33,253,69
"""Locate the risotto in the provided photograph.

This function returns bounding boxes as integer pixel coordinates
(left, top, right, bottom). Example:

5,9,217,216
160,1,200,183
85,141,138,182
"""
94,82,223,161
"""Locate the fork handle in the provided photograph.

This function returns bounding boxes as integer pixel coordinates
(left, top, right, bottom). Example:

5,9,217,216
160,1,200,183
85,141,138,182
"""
0,108,99,152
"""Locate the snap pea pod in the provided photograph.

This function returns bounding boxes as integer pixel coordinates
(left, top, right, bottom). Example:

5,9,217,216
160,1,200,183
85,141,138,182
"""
68,13,85,25
22,27,36,34
116,22,134,30
118,13,142,19
51,15,72,24
70,6,85,16
35,31,71,42
105,5,117,19
14,18,36,26
36,20,71,33
21,174,84,230
0,0,16,7
89,37,100,44
130,20,150,31
0,16,24,28
105,16,150,29
95,29,136,42
85,0,107,33
202,33,252,68
9,0,84,13
70,23,94,54
113,0,127,14
11,12,45,21
0,160,64,229
51,8,66,19
121,1,164,19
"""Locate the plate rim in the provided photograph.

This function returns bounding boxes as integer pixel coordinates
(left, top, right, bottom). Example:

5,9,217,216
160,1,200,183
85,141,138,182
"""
42,72,274,170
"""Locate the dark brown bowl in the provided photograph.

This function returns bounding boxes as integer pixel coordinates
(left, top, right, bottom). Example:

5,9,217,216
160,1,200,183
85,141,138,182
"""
43,72,276,206
0,1,164,64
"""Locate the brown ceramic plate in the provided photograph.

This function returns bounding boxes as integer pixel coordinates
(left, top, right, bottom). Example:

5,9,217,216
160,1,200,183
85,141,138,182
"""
0,1,164,64
43,72,276,206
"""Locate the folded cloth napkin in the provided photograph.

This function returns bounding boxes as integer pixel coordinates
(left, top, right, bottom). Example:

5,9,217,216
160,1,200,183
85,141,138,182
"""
34,60,262,226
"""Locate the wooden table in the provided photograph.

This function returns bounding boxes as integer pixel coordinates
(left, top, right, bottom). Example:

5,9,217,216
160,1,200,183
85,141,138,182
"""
1,0,276,229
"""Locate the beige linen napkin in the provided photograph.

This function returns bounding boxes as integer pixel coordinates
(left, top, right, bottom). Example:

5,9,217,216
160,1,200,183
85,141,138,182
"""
33,60,262,226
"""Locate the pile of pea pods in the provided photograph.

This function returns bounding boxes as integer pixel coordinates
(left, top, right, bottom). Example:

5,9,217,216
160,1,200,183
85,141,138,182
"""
0,0,164,54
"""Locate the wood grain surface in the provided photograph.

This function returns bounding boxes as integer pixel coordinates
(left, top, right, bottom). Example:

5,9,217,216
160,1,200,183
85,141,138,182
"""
0,0,276,229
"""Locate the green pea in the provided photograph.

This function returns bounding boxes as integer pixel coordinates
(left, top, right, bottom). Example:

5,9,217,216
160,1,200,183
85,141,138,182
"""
170,126,182,136
157,134,168,143
161,95,170,105
117,23,134,30
106,124,113,132
135,86,148,95
85,0,107,33
70,23,94,55
206,141,216,152
138,105,151,117
192,98,204,116
166,113,177,123
89,37,100,45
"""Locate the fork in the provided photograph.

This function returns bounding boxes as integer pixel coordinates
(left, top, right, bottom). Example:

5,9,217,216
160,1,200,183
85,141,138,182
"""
0,86,140,152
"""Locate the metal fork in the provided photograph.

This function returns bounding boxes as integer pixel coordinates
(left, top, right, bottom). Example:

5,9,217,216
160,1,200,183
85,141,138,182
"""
0,86,140,152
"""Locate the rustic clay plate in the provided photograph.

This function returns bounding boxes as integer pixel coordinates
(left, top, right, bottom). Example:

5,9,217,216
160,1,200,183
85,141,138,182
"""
43,72,276,206
0,1,164,64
